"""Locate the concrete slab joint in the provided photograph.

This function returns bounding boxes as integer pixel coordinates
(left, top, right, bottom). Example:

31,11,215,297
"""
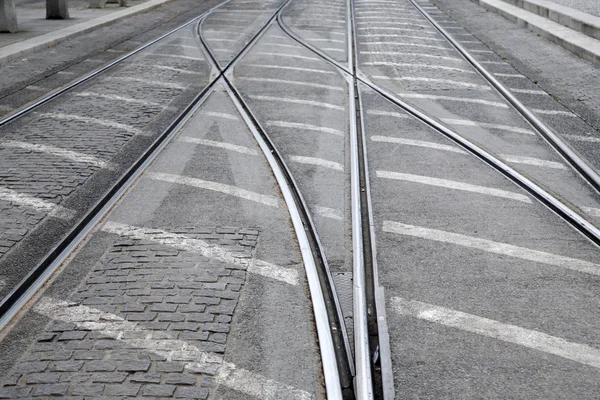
0,0,18,33
46,0,69,19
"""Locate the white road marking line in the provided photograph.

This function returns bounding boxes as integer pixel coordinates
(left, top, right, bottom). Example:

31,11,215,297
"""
360,33,446,42
178,138,258,156
209,38,239,43
494,73,526,78
25,85,46,92
357,22,432,28
266,121,344,136
260,42,304,49
500,154,566,169
532,109,576,117
160,43,199,50
0,187,73,219
390,297,600,369
56,70,76,75
238,77,343,92
374,75,490,90
0,105,13,112
356,16,424,21
101,223,297,285
362,41,451,51
563,134,600,143
299,29,347,36
37,112,144,135
358,26,435,32
106,76,186,90
398,93,509,108
377,171,531,202
153,65,203,75
314,206,343,221
321,47,345,52
36,298,312,399
371,136,466,153
384,221,600,275
0,140,111,169
249,95,344,111
441,118,535,135
459,40,481,44
307,38,345,43
202,111,239,121
254,52,321,61
467,49,494,53
246,64,336,75
581,206,600,217
212,48,235,53
290,156,344,171
510,88,548,95
148,172,279,207
149,53,204,61
105,49,123,53
75,91,162,107
366,109,408,119
364,61,475,74
362,51,462,62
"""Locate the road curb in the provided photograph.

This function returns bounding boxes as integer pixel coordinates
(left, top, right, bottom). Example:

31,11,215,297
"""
0,0,175,66
470,0,600,65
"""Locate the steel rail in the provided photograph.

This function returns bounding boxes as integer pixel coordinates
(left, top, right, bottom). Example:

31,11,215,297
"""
0,0,232,128
409,0,600,194
0,0,300,335
277,3,600,247
199,5,354,398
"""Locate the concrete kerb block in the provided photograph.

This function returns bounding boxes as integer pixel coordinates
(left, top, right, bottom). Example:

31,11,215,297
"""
47,0,69,19
0,0,18,33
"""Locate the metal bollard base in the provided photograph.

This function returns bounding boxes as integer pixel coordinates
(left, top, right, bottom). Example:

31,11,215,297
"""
0,0,18,32
46,0,69,19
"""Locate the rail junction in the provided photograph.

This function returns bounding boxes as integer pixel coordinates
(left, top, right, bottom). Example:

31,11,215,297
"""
0,0,599,398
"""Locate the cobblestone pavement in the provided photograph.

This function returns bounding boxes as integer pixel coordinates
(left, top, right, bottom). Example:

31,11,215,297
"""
0,227,255,399
0,27,212,297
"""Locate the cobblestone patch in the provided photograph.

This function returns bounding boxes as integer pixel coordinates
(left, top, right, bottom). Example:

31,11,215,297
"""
0,200,45,258
0,227,257,399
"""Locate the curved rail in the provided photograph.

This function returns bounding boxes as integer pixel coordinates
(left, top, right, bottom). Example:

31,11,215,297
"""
409,0,600,194
276,5,600,249
0,0,232,128
199,6,354,398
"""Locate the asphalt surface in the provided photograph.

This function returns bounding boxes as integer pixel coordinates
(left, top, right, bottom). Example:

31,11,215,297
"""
0,0,599,398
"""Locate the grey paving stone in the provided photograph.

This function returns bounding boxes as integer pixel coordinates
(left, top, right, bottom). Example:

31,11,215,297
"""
117,360,151,372
72,384,105,396
31,383,69,396
0,386,32,399
26,373,61,384
86,360,117,372
91,372,128,383
141,384,176,397
51,361,85,372
129,373,161,383
17,362,49,374
103,383,141,396
174,386,210,399
165,374,196,385
155,362,185,373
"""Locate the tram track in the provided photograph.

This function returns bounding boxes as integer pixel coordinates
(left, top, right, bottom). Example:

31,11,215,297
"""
0,0,362,398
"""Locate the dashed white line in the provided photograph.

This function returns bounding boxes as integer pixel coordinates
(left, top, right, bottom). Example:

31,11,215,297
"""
581,206,600,217
383,221,600,275
364,61,475,74
398,93,509,108
106,76,186,90
390,297,600,369
374,76,491,90
0,186,73,219
266,121,344,136
202,111,239,121
510,88,548,95
237,77,343,92
371,136,466,153
245,64,336,75
36,298,313,398
152,65,203,75
254,52,321,61
314,206,344,221
363,41,451,51
532,109,576,117
0,140,111,169
260,42,304,50
290,156,344,171
441,118,535,135
75,91,163,107
307,38,345,43
37,112,144,135
494,73,526,78
148,172,279,207
500,154,566,170
178,138,258,156
102,223,297,285
149,53,204,61
362,51,462,62
360,33,446,42
357,22,432,29
563,134,600,143
248,95,344,111
366,109,409,119
377,171,531,202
